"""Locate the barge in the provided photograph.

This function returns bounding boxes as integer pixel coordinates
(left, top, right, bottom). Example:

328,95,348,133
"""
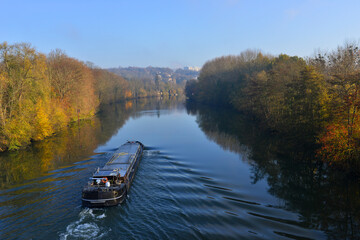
82,141,144,207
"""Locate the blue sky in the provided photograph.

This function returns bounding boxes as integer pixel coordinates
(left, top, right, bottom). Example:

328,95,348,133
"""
1,0,360,68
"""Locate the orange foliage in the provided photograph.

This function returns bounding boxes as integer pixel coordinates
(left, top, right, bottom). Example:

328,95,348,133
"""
317,123,356,163
125,90,132,99
125,101,133,110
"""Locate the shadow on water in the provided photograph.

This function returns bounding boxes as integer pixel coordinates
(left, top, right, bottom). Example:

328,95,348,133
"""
186,101,360,240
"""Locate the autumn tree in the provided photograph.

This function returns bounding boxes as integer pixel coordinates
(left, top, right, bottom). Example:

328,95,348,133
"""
315,42,360,166
47,50,98,121
0,42,51,150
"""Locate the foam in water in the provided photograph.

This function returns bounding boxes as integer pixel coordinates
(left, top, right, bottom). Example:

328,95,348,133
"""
59,208,108,240
96,213,106,219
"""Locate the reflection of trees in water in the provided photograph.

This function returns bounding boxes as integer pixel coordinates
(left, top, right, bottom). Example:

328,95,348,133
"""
186,101,360,239
205,130,250,159
0,97,184,188
187,102,251,160
0,119,101,188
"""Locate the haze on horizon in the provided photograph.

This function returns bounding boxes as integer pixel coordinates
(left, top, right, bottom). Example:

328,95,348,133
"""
1,0,360,69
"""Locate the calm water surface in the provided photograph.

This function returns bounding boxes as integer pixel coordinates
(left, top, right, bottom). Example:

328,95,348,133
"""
0,98,359,240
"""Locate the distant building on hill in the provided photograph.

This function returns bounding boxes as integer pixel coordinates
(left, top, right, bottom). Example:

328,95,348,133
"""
184,66,201,71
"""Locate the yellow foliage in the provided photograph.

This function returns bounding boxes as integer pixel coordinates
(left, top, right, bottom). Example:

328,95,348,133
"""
33,100,53,141
3,116,32,150
49,99,69,131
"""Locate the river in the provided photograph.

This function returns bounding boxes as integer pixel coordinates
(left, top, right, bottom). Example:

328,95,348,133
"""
0,97,359,240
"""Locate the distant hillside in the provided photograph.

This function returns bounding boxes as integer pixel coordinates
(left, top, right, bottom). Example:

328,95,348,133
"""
107,66,199,84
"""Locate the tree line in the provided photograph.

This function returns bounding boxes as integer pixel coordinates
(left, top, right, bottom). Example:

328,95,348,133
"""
186,42,360,170
0,42,182,151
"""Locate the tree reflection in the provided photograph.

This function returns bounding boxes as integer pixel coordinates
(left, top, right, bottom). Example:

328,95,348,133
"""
186,101,360,239
0,97,184,189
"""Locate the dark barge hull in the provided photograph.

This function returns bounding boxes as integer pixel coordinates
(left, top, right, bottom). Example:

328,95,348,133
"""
82,186,127,207
82,141,144,207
